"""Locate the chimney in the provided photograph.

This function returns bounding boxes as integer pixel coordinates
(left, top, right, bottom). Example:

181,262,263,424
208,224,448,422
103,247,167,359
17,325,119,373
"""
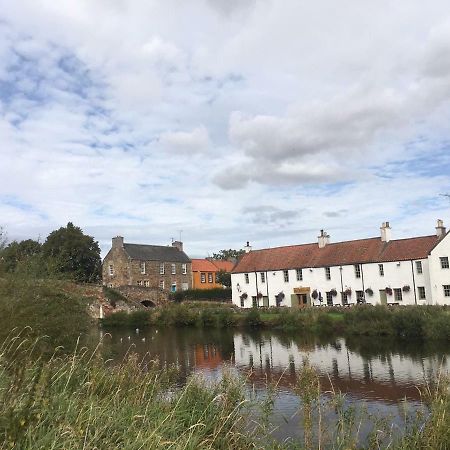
436,219,446,238
244,241,252,253
112,236,124,248
380,222,392,243
172,240,183,252
318,229,330,248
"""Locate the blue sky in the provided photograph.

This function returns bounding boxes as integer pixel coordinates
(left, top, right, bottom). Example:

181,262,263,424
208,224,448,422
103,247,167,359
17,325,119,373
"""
0,0,449,257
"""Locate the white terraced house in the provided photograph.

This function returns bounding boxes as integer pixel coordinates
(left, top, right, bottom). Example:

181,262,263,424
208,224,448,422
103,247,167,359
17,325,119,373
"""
231,220,450,308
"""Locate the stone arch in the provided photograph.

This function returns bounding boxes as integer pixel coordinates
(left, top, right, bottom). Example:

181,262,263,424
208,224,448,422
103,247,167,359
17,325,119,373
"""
141,300,156,308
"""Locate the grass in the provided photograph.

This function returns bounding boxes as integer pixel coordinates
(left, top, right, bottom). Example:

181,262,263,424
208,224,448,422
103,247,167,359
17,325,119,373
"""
102,303,450,341
0,333,448,450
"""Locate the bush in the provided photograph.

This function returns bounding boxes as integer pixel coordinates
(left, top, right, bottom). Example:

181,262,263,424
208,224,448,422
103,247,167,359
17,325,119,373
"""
244,308,263,328
169,288,231,303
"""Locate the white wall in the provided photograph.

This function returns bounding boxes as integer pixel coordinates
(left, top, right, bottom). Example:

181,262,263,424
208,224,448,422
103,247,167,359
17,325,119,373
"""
428,233,450,305
232,254,433,307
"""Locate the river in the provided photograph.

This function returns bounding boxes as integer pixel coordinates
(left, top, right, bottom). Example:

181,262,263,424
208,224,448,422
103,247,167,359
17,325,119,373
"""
97,327,449,445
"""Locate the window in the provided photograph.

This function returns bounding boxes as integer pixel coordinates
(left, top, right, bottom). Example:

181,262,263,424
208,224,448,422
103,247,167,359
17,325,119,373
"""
252,296,258,307
137,280,142,286
444,285,450,297
159,280,165,289
140,262,146,274
378,264,384,277
440,257,449,269
341,292,348,305
296,268,303,281
182,263,187,275
325,267,331,280
245,273,249,284
326,291,333,306
171,283,177,292
208,273,213,283
260,272,266,283
283,270,289,283
418,286,426,299
240,297,245,307
160,263,165,275
394,288,403,301
109,264,114,276
182,282,189,291
144,280,150,287
416,261,423,274
356,290,364,304
354,264,361,279
171,264,176,275
201,273,206,283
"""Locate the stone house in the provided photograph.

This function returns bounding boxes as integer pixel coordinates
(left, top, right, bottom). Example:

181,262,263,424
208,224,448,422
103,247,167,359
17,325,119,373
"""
102,236,192,292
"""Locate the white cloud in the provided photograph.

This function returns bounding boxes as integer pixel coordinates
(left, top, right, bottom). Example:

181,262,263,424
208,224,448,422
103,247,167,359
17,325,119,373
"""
159,126,211,154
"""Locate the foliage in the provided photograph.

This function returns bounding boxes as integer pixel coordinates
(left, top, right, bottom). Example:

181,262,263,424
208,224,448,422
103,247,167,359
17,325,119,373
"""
244,308,263,327
169,288,231,303
0,239,42,273
0,226,7,251
0,276,92,352
211,248,245,261
42,222,101,283
216,269,231,287
0,337,253,450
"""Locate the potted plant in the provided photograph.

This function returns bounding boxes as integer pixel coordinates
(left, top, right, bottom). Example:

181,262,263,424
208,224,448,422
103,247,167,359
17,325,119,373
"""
240,292,248,300
311,289,318,300
402,285,410,292
385,287,393,295
257,292,263,299
330,288,338,297
365,287,374,296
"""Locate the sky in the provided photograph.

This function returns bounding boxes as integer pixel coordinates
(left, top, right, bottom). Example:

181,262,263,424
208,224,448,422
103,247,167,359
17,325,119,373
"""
0,0,450,258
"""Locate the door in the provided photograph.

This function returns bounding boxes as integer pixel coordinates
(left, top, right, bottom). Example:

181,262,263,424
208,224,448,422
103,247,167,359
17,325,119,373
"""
263,296,269,307
379,289,387,305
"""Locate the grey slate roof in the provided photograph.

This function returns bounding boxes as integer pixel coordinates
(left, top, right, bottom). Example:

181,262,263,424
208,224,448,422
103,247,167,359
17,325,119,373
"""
123,243,191,263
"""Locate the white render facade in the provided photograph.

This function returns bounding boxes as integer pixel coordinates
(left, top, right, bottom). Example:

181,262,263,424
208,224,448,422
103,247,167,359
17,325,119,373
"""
232,221,450,308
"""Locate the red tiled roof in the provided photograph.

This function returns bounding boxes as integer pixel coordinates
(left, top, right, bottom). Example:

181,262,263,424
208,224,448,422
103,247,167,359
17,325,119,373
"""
210,260,235,272
192,259,219,272
232,235,440,273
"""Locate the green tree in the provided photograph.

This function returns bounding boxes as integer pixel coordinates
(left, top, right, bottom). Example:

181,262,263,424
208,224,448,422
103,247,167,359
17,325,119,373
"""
212,249,245,260
216,270,231,288
1,239,42,273
42,222,101,282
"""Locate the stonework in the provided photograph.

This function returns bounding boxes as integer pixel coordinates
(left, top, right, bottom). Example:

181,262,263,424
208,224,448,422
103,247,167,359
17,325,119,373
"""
102,237,192,292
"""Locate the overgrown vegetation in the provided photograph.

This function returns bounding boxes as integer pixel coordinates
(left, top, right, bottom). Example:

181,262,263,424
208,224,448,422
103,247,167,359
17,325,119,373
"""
169,288,232,303
103,303,450,341
0,334,448,449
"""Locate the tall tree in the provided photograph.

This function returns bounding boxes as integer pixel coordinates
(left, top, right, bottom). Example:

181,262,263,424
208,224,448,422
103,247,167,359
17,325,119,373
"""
211,249,245,261
1,239,42,273
42,222,101,282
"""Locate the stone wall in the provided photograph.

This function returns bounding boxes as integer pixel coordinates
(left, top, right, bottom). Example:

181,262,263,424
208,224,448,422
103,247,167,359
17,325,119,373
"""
115,285,169,307
102,246,130,288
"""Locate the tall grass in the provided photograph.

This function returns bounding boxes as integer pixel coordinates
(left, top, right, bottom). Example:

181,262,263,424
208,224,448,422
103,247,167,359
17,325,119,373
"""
0,334,254,450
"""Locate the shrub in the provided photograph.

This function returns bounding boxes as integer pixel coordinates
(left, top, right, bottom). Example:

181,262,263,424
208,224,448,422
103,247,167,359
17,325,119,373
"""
244,308,263,328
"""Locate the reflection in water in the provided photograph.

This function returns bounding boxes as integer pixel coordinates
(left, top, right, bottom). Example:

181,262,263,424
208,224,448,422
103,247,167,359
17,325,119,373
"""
97,327,449,443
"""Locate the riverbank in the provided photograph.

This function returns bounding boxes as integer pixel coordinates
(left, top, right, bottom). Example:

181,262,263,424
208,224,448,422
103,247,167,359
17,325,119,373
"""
102,302,450,341
1,333,448,449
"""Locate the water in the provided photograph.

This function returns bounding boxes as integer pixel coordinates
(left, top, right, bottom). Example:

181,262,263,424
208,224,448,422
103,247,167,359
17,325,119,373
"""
97,327,449,444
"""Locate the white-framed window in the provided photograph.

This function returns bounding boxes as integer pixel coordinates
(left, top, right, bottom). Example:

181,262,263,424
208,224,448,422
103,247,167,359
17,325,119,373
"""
418,286,426,299
244,273,249,284
416,261,423,274
354,264,361,279
260,272,266,283
325,267,331,280
443,285,450,297
144,280,150,287
160,263,165,275
326,292,333,306
137,280,142,286
296,268,303,281
201,273,206,283
171,263,176,274
379,264,384,277
208,273,213,283
440,257,449,269
182,263,187,274
283,270,289,283
109,264,114,276
394,288,403,301
159,280,165,289
140,261,146,274
356,290,364,303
